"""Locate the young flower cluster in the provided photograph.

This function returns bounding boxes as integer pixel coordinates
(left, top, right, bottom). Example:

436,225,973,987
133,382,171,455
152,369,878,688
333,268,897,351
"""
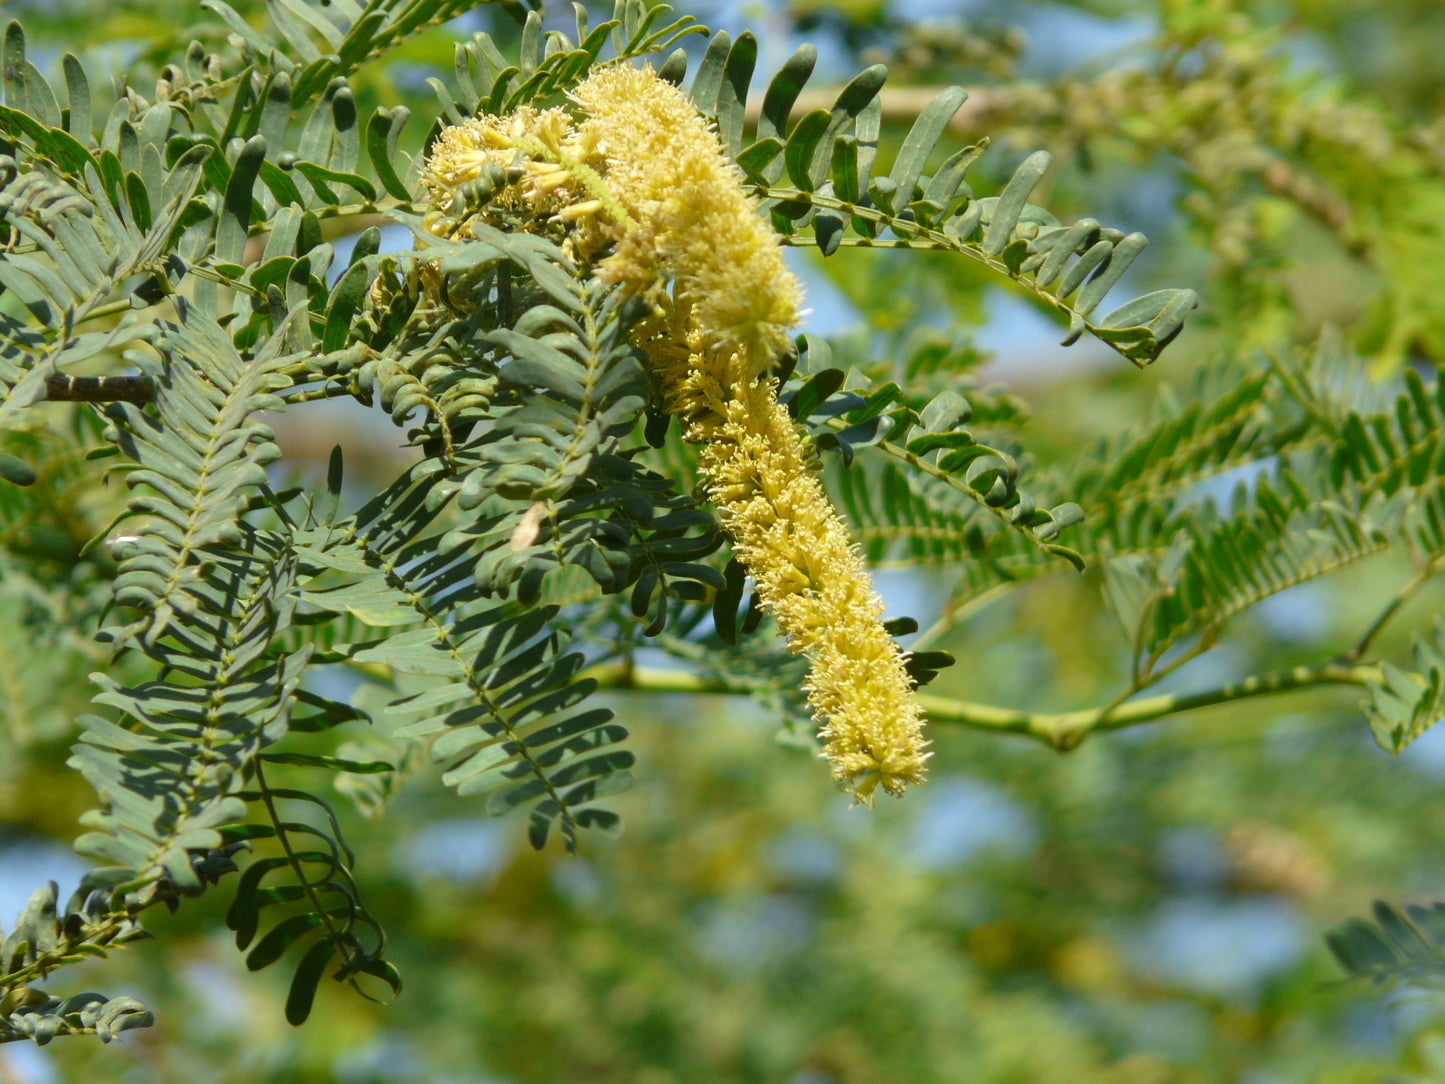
421,105,574,233
423,66,930,801
567,67,802,373
421,105,623,252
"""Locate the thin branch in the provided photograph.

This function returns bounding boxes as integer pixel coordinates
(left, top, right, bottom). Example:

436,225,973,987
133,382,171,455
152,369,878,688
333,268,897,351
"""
44,375,154,404
583,659,1379,751
1342,555,1445,663
909,580,1017,651
965,661,1376,749
71,299,139,327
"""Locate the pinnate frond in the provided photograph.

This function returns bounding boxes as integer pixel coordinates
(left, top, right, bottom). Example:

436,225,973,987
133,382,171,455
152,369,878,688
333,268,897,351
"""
786,334,1085,571
298,462,634,853
99,303,295,647
1104,474,1389,676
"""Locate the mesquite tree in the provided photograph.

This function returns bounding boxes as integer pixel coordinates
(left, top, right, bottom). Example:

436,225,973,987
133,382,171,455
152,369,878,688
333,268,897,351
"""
0,0,1440,1051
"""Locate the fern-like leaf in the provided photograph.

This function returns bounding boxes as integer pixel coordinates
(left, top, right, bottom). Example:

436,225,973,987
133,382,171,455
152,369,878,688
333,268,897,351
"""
1,853,245,1043
676,33,1197,366
446,0,703,120
789,334,1086,570
1104,474,1389,676
1069,365,1283,554
225,767,399,1025
297,464,633,853
99,302,295,647
203,0,497,107
70,528,305,894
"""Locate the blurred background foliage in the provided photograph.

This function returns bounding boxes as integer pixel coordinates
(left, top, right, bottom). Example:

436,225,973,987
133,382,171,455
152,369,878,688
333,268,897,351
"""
6,0,1445,1081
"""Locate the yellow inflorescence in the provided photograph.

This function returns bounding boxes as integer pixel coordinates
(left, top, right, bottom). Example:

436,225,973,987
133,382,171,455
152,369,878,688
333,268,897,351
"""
423,66,930,800
422,106,575,231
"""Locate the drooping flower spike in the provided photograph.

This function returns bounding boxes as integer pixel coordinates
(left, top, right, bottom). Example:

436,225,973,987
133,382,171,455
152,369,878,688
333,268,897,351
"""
424,65,930,801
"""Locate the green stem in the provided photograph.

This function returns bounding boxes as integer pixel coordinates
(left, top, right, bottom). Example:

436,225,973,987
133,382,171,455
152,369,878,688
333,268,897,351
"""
582,658,1379,750
251,758,355,968
70,298,137,327
909,581,1015,651
284,385,359,404
926,660,1377,748
1342,555,1445,663
1122,637,1212,712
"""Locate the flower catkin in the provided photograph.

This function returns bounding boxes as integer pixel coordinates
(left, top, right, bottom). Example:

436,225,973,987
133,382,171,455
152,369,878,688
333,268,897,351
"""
423,65,930,800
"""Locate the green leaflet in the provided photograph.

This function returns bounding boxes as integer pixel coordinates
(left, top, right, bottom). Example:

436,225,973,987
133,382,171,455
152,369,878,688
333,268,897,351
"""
1328,900,1445,991
1362,617,1445,753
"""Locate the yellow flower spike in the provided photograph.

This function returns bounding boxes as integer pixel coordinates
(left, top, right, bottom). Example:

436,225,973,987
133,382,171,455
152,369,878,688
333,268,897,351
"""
422,66,930,800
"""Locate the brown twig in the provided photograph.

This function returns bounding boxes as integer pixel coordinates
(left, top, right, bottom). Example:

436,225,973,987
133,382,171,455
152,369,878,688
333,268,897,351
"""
44,375,154,404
